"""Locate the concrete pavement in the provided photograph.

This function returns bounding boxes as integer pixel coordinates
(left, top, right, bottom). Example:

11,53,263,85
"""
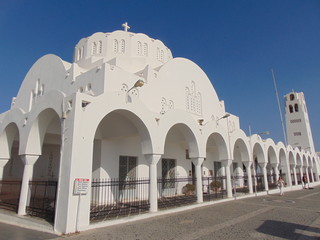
0,185,319,239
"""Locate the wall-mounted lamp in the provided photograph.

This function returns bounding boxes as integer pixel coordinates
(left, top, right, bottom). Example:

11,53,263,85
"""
126,79,145,103
217,113,231,121
198,119,204,126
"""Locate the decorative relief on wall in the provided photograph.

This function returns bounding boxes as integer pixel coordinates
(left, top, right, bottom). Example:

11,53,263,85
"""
185,81,202,116
121,84,128,93
160,97,174,115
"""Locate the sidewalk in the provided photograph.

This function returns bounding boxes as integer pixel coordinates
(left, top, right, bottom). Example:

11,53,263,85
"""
0,181,319,237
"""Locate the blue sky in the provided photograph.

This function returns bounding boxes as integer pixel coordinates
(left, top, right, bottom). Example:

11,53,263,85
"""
1,0,319,150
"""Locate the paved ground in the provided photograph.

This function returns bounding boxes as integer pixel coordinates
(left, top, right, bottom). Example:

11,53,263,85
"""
1,186,320,239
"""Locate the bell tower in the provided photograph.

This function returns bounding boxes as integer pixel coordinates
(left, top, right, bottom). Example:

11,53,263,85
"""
284,91,315,153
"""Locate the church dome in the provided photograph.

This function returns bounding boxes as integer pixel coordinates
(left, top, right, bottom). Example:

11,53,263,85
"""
73,23,173,72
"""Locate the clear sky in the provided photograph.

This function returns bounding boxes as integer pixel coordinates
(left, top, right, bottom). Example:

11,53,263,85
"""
1,0,319,150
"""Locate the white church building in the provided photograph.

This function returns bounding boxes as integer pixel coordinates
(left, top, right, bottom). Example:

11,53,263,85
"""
0,24,319,234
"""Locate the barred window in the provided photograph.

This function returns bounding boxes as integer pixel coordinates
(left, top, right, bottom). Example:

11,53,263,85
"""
162,159,176,189
119,156,137,190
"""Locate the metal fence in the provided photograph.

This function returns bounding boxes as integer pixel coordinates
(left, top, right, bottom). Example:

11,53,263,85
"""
0,180,21,212
157,177,197,208
90,178,150,222
254,174,265,192
202,176,227,201
26,181,58,222
296,173,301,184
233,175,250,196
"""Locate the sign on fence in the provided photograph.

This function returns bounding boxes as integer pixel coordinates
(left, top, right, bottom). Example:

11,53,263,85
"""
73,178,90,195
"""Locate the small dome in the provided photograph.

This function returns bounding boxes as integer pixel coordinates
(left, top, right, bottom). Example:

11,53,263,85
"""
74,23,173,71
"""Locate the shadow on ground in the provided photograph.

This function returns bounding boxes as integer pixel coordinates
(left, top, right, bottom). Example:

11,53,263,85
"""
256,220,320,239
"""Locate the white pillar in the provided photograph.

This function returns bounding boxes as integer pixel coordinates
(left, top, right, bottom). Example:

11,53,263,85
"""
18,154,39,215
262,162,269,191
310,167,315,183
315,165,320,181
0,158,9,180
299,167,304,184
191,158,204,203
305,167,310,184
222,159,232,198
285,161,292,187
145,154,161,212
243,161,253,194
292,165,298,185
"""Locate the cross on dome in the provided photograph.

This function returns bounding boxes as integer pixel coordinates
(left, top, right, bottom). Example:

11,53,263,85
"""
122,22,130,32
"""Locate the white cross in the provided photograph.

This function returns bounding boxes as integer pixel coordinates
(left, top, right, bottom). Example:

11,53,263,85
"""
122,22,130,32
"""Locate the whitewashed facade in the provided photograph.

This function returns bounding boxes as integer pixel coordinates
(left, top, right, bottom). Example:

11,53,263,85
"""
0,25,319,234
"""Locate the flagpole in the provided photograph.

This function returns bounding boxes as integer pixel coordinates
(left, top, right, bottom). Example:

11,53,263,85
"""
271,68,288,146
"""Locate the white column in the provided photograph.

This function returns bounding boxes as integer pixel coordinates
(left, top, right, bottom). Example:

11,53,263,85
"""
310,167,315,183
305,167,310,184
145,154,161,212
285,161,292,187
243,161,253,194
262,162,269,191
292,165,298,185
315,165,320,181
0,158,9,180
299,167,304,184
18,154,39,215
191,158,204,203
222,159,232,198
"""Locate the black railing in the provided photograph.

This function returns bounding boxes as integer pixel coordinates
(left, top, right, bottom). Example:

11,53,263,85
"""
158,177,197,208
254,174,265,192
26,181,58,222
90,178,150,222
0,180,21,212
202,176,227,201
291,173,296,185
233,175,249,195
296,173,301,184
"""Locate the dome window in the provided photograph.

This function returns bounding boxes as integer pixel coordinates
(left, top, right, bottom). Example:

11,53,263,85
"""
113,39,119,53
121,39,125,53
143,43,148,56
92,42,97,54
98,41,102,54
137,41,142,55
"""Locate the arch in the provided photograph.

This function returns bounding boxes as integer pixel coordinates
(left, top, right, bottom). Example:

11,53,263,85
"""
0,123,20,159
296,153,302,166
288,151,295,166
24,108,61,155
206,132,228,162
252,142,266,164
159,110,202,158
91,109,152,180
